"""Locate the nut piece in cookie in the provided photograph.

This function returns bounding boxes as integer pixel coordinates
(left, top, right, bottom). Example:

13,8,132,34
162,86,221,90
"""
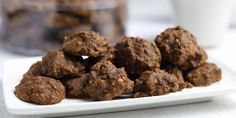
85,61,134,100
63,31,110,57
134,68,185,97
155,26,208,71
186,63,222,86
42,50,85,79
14,76,65,105
115,37,162,79
61,74,89,98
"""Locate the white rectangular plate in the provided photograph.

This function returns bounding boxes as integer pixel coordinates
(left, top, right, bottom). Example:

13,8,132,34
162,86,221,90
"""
3,57,236,117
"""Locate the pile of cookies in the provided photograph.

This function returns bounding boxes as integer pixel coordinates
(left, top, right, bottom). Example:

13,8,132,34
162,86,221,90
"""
14,26,222,105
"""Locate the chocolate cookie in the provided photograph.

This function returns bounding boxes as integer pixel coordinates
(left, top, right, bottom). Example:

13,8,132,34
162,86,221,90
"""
161,64,193,88
155,26,208,71
63,31,110,57
85,60,134,100
115,37,162,79
14,76,65,105
186,62,222,86
23,61,43,78
42,50,85,79
161,63,184,82
84,46,116,72
134,68,185,97
61,74,89,98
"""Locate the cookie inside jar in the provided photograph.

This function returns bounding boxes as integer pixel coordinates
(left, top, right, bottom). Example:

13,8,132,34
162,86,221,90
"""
0,0,127,55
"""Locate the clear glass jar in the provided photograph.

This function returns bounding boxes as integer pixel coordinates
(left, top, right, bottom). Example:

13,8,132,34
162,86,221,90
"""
0,3,3,41
0,0,126,55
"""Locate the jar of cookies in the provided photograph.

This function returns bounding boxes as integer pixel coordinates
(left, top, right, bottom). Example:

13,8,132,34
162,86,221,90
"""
0,0,126,55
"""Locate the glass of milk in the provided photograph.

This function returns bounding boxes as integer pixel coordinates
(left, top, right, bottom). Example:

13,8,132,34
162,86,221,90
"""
172,0,234,48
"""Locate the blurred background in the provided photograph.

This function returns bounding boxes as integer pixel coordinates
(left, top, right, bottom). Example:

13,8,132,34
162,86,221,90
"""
1,0,236,77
